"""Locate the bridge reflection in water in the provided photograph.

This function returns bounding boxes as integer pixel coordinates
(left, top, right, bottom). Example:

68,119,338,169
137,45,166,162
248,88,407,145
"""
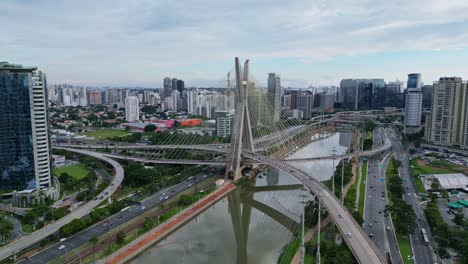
131,169,314,264
131,132,350,264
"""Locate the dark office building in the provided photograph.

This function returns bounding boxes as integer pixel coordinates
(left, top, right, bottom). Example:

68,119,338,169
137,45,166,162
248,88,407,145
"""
0,62,52,191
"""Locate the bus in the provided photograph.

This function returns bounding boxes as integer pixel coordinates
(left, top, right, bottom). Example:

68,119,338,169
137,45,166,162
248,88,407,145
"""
421,228,429,245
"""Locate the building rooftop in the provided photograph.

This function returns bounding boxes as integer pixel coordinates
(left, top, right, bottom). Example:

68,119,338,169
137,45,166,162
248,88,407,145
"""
0,62,36,72
427,173,468,190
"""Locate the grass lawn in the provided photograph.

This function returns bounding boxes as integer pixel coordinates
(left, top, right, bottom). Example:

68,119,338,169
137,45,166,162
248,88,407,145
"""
409,159,455,175
396,233,414,264
359,161,367,218
22,224,34,234
414,177,426,194
54,164,91,180
81,129,132,140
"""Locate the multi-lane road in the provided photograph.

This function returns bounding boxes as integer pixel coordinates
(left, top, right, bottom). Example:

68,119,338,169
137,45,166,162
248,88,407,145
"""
244,152,386,264
0,148,124,262
363,128,401,263
388,130,435,264
20,169,220,264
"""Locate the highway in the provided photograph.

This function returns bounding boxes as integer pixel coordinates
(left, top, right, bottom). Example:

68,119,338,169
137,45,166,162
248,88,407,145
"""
388,130,435,264
20,169,220,264
363,128,401,263
0,148,124,262
243,152,386,264
56,143,230,153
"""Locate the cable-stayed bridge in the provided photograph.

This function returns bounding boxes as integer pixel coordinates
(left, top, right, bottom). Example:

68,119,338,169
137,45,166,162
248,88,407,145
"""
0,58,390,263
92,57,385,263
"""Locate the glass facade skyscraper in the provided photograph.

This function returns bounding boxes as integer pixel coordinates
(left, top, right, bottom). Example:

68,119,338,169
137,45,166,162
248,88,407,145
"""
0,62,51,191
405,73,423,133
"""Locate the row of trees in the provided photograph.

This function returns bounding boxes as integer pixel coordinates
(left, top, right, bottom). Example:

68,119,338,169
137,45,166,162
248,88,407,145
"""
386,158,417,235
60,200,127,237
22,202,70,226
122,161,202,190
425,197,468,260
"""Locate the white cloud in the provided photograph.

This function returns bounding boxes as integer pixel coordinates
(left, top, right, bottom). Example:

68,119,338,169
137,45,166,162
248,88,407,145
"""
1,0,468,86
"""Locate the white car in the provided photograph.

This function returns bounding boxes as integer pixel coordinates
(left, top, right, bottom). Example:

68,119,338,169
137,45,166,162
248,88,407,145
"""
346,232,352,238
58,245,66,250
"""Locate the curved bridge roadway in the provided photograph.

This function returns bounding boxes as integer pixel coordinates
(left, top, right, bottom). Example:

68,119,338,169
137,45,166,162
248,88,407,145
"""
243,152,386,264
0,147,124,262
287,136,392,162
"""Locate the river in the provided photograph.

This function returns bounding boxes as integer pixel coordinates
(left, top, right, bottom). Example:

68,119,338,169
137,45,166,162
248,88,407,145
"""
131,132,353,264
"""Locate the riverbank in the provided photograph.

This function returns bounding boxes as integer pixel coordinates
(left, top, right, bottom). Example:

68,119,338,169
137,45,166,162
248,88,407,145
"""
103,183,236,264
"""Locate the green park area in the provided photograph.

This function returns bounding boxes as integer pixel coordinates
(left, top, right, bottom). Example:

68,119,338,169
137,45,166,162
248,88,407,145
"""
54,164,91,180
409,159,463,194
409,159,456,175
81,129,132,140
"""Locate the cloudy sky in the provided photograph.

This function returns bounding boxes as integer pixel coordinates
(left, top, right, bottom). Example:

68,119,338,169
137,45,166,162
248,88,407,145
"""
3,0,468,87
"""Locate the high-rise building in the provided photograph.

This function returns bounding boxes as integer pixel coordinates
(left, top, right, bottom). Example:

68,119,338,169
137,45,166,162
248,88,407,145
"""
313,92,335,112
171,90,181,111
163,77,172,99
215,110,235,137
0,62,52,192
429,77,468,148
268,73,281,122
422,85,433,108
296,91,314,119
404,73,423,133
125,96,140,122
172,78,178,92
87,90,102,105
339,79,385,109
176,79,185,94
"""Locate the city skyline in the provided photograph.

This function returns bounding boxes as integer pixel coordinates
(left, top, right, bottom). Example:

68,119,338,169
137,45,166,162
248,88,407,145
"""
3,0,468,87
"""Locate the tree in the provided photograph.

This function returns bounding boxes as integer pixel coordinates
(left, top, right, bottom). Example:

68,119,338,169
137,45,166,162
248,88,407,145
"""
116,230,126,245
178,194,193,206
431,181,440,189
454,213,465,227
363,138,373,150
390,199,417,234
143,217,156,230
144,124,157,132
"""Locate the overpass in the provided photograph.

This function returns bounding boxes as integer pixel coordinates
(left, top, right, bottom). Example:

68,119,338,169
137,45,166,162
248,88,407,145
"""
100,152,227,166
0,147,124,262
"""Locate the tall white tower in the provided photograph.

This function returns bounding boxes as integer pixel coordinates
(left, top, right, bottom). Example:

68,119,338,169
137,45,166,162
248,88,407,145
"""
125,96,140,122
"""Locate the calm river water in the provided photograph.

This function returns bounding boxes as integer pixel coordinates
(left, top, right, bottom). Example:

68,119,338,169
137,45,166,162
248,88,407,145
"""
131,132,353,264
